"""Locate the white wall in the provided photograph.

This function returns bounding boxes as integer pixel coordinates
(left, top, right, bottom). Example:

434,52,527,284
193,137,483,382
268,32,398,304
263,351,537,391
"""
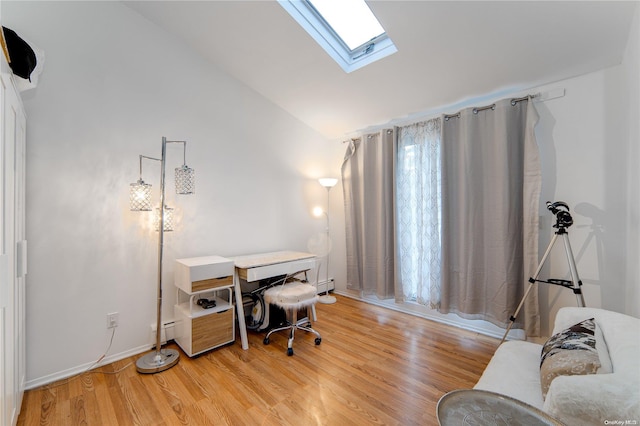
3,1,340,387
534,3,639,334
624,2,640,319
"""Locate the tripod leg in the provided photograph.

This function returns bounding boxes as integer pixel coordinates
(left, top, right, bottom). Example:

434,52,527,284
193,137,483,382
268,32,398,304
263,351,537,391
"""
500,234,559,344
500,280,537,345
561,233,586,307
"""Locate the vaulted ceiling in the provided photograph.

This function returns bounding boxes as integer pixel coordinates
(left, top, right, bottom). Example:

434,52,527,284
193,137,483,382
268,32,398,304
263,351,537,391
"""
125,1,637,140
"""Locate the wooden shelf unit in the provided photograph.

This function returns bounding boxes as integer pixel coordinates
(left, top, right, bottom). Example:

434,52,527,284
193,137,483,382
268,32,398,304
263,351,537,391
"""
173,256,235,357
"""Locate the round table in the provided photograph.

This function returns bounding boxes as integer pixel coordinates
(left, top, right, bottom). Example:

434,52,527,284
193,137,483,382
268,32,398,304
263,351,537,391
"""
437,389,565,426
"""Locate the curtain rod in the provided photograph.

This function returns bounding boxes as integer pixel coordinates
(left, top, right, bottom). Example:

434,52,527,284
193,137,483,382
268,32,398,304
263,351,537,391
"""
342,88,565,141
444,94,535,121
342,137,360,144
341,130,392,144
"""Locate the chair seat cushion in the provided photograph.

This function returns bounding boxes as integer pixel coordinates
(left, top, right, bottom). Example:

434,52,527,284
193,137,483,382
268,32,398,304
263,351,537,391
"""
264,282,318,309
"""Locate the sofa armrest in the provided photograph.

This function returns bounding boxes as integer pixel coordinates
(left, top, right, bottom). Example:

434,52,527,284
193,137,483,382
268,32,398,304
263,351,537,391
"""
552,307,615,333
543,373,640,425
474,341,544,409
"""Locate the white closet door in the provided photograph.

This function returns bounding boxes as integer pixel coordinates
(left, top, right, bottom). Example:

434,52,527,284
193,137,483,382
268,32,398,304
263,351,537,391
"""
0,51,27,426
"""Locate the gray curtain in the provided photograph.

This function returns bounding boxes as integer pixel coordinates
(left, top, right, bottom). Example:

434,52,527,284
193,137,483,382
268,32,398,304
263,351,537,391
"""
439,98,541,335
342,130,396,298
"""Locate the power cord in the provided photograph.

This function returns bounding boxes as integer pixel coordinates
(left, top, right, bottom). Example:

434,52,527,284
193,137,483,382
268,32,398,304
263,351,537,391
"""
42,326,133,389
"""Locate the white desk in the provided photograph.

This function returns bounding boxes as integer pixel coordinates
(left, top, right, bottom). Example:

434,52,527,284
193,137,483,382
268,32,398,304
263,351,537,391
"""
231,251,317,350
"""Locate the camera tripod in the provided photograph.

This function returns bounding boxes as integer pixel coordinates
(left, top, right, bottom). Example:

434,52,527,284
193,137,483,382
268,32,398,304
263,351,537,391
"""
500,201,586,344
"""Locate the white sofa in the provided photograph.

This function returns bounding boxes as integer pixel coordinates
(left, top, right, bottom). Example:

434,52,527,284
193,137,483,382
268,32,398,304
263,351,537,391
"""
474,307,640,425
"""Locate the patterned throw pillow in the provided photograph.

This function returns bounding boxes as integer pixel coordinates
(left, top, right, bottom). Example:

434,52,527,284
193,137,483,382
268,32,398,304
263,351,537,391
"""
540,318,601,398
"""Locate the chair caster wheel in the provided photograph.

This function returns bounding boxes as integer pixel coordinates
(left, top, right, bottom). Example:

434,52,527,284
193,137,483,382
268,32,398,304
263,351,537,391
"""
263,337,270,345
315,338,322,345
287,348,294,356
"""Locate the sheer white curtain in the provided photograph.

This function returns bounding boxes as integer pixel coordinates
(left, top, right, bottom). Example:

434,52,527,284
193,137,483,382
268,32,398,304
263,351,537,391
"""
396,118,442,306
439,98,541,335
342,130,396,298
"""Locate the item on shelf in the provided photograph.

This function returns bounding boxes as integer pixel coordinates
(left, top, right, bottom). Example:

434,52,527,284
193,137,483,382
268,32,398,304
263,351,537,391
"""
196,298,217,309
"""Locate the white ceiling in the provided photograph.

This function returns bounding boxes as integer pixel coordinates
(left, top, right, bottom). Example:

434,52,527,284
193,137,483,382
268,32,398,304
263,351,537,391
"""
125,1,637,140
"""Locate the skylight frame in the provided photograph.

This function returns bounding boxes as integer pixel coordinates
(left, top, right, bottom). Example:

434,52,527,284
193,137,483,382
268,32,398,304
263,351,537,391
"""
278,0,397,73
306,0,384,51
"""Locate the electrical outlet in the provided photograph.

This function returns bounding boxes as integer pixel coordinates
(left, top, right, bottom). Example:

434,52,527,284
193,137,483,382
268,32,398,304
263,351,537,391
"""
107,312,119,329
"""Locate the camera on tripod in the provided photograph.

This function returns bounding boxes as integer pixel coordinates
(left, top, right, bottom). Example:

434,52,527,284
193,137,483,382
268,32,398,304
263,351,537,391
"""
501,200,585,343
546,201,573,229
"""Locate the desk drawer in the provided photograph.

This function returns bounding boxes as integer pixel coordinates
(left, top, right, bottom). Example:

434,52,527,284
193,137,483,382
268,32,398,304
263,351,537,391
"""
192,309,234,353
191,275,233,292
240,257,317,282
175,255,234,293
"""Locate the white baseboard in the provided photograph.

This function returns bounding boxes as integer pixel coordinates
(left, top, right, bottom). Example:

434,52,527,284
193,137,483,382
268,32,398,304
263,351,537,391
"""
25,344,150,390
334,289,527,341
315,278,335,295
150,320,176,345
28,318,182,389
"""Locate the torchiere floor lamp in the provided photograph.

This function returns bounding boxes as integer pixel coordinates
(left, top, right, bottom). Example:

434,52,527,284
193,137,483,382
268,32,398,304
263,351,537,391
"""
318,178,337,304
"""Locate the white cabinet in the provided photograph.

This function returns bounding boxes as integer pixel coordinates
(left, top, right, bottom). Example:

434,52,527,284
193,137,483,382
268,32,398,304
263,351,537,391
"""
173,256,235,357
0,50,27,426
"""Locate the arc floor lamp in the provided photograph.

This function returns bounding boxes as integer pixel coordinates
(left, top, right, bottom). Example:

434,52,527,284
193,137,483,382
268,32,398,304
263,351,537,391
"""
129,137,195,373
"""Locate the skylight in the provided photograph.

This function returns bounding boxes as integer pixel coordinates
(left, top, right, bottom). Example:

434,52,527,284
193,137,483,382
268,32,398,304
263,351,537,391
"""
307,0,385,50
278,0,397,73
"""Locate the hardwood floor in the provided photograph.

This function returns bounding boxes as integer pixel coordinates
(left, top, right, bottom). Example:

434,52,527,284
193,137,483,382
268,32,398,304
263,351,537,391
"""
17,295,498,425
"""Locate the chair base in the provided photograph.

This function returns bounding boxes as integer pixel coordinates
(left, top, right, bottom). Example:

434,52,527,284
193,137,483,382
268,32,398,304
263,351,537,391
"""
263,309,321,356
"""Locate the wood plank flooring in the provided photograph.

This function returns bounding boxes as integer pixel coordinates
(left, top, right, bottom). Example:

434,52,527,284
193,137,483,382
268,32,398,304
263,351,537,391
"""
17,295,499,426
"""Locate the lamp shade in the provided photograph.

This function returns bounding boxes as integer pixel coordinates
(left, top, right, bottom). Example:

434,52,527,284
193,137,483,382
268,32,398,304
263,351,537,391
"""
130,179,152,211
175,165,195,195
155,205,174,232
318,178,338,188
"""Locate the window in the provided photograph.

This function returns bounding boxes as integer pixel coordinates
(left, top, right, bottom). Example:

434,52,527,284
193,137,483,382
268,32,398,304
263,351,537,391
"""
396,119,442,307
307,0,384,50
278,0,397,73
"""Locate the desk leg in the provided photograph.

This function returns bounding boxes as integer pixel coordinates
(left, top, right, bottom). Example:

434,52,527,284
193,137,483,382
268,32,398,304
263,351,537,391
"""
234,268,249,350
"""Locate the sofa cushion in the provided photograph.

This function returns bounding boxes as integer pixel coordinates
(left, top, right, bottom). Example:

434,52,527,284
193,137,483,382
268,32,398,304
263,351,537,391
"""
540,318,601,397
544,307,640,425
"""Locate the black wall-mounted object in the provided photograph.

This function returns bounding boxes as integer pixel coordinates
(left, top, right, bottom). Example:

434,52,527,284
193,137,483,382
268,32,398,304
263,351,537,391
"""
2,27,36,80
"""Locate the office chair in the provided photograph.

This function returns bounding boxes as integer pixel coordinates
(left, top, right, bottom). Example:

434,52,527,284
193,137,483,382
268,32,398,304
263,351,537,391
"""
263,278,321,356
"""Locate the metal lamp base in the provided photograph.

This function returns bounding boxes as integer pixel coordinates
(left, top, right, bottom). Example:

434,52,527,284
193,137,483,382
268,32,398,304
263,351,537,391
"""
136,348,180,374
318,294,337,304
